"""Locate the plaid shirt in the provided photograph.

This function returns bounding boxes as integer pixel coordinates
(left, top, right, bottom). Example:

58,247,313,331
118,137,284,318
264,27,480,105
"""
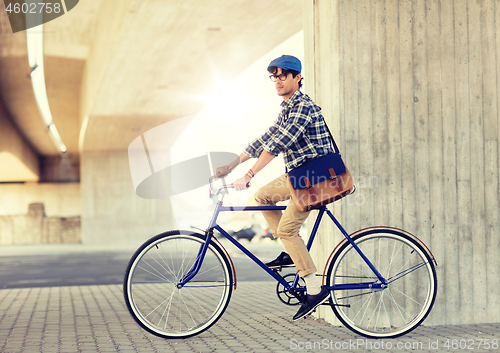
244,90,334,170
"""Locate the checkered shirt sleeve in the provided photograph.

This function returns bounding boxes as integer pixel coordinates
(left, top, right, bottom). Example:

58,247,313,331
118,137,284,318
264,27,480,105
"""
244,91,334,170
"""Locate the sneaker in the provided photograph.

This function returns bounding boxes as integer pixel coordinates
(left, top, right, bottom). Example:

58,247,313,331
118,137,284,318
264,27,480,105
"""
292,287,330,321
265,252,294,268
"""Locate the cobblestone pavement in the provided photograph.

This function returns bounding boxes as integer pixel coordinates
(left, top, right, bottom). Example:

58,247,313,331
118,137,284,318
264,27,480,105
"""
0,281,498,353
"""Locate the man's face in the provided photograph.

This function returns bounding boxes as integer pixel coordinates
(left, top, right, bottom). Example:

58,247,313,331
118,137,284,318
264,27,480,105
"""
272,67,301,100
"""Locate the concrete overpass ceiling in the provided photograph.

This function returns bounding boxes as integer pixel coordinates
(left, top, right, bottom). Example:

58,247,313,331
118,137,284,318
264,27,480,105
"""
83,0,303,151
0,0,102,158
0,0,302,161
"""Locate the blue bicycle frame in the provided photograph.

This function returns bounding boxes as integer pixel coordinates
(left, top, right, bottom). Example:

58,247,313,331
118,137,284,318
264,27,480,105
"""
179,201,388,294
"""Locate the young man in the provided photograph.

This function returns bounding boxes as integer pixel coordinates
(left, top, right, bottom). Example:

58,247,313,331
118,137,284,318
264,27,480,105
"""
215,55,333,320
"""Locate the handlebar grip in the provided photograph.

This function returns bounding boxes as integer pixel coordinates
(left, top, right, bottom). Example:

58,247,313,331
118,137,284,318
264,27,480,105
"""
210,176,250,192
229,182,251,189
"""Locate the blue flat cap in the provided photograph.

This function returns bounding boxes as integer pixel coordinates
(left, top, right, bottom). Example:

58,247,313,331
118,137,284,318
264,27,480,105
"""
267,55,302,73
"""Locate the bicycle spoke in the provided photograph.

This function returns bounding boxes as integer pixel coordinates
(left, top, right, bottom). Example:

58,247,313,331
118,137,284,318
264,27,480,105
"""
137,262,172,282
144,293,173,321
384,288,413,322
162,293,173,326
371,291,385,332
178,291,197,328
381,294,391,331
151,246,179,280
124,232,232,338
327,230,437,338
382,239,403,277
354,290,375,324
164,293,176,329
387,261,428,283
182,286,212,316
391,286,424,307
192,263,226,279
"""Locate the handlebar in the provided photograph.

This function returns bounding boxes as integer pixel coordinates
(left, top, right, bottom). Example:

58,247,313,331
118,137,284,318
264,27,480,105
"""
209,176,250,195
209,176,231,195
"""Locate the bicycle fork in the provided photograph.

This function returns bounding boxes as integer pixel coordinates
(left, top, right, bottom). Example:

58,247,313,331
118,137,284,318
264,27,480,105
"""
177,231,214,288
177,202,227,288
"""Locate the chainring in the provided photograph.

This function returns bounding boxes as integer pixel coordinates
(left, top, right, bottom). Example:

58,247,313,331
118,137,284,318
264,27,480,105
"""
276,273,306,306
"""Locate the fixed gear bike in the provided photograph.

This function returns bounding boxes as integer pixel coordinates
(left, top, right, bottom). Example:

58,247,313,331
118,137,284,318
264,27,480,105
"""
123,176,437,339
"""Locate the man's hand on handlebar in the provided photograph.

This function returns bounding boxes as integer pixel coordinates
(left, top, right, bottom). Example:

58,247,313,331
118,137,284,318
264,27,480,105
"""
232,174,251,191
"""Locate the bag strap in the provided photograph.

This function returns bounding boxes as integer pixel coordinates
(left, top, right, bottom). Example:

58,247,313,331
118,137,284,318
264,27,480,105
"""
285,117,340,174
323,119,340,154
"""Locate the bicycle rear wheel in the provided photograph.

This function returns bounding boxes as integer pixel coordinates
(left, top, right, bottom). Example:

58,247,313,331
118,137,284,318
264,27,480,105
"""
123,230,233,338
325,228,437,338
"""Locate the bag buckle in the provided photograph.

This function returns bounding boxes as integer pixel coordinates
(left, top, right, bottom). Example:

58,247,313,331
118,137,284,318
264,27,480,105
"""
303,177,317,202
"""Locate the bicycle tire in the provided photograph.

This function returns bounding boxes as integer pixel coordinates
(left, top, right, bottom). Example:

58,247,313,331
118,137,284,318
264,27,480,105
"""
325,228,437,338
123,230,233,339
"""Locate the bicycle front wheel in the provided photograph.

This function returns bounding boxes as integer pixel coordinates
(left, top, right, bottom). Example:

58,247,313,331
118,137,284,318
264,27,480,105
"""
325,228,437,338
123,230,233,339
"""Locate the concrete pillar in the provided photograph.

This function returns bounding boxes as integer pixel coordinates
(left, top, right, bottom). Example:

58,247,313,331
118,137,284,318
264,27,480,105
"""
81,151,176,245
304,0,500,326
303,0,342,324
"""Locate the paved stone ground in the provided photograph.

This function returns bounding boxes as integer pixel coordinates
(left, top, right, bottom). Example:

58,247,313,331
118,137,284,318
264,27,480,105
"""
0,281,498,353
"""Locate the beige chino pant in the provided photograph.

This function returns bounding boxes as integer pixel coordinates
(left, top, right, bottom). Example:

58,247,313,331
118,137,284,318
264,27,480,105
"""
254,174,317,277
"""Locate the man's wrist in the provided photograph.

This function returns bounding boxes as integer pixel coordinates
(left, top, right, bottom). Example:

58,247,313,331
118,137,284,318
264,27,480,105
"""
245,169,255,179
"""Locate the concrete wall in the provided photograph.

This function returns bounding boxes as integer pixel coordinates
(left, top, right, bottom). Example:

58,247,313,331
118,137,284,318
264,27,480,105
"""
0,150,173,247
0,203,80,245
306,0,500,326
81,150,176,246
0,182,81,217
0,183,81,244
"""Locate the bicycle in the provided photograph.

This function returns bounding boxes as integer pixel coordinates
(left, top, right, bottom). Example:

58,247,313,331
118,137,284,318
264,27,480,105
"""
123,176,437,339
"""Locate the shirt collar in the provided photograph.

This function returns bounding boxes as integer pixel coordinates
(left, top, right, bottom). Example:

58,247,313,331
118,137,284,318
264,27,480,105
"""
280,89,303,108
